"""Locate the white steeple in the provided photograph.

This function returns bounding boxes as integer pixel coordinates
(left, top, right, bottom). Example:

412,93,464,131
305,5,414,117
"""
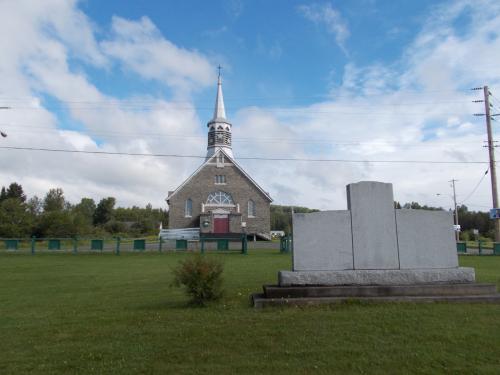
213,73,226,120
206,67,233,159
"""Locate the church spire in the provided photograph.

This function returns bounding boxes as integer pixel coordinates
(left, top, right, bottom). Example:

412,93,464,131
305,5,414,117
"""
206,67,233,159
212,66,227,120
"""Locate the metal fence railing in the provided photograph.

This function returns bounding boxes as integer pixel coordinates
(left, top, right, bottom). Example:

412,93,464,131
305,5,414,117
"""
456,241,500,255
0,236,282,254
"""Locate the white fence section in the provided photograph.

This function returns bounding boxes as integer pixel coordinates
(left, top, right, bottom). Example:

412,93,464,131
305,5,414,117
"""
159,228,200,240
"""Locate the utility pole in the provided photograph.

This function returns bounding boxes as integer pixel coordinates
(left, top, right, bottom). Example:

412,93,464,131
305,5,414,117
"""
450,179,460,241
473,86,500,241
483,86,500,241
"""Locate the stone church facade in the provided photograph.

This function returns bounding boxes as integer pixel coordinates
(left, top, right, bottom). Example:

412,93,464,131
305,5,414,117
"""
167,73,272,239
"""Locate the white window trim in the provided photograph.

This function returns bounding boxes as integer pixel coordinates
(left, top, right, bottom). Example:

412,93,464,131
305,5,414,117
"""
248,200,256,218
206,191,234,205
214,175,227,185
185,199,193,218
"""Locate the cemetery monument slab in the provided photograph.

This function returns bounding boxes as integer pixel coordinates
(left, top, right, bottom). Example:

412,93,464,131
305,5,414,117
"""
253,181,500,307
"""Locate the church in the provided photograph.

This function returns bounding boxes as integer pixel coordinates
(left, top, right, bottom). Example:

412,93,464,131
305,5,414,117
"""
166,73,272,240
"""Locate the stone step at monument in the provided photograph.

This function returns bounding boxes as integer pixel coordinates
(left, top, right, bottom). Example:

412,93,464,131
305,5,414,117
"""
263,283,497,299
252,292,500,309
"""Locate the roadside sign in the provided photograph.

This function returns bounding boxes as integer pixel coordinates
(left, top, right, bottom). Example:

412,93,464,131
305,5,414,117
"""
490,208,500,219
453,224,461,232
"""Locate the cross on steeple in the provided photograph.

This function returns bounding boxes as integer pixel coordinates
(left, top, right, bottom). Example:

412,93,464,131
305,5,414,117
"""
217,65,222,78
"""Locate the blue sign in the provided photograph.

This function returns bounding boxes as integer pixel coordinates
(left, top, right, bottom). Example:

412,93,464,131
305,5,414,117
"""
489,208,500,219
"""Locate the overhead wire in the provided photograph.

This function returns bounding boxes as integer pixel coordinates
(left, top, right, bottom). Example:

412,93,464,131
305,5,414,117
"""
459,169,489,204
0,122,492,147
0,146,490,164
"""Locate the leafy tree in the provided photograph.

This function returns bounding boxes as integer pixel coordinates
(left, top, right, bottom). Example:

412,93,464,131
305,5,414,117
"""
43,188,66,212
0,198,32,237
27,196,43,216
36,211,77,237
74,198,96,223
270,205,319,234
93,197,116,225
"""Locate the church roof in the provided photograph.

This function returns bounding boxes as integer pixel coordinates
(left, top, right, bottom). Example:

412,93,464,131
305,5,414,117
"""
166,149,273,203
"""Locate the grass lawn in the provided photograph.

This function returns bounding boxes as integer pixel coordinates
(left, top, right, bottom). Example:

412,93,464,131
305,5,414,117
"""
1,251,500,374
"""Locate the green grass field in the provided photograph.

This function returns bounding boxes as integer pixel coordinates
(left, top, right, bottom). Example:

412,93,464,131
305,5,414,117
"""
1,251,500,374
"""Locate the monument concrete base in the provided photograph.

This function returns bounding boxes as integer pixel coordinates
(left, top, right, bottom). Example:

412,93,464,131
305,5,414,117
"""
251,268,500,308
279,267,476,286
252,284,500,308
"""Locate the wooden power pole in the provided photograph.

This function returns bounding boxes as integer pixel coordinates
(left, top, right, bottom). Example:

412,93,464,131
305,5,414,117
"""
450,179,460,241
483,86,500,242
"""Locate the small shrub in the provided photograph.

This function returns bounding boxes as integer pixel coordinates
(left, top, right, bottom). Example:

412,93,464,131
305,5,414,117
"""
172,255,224,306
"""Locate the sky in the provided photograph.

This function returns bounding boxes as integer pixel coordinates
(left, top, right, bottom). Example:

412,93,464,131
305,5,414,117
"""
1,0,500,212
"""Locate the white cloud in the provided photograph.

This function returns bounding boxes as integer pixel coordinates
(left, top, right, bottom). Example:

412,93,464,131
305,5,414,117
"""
233,0,500,211
298,3,350,52
101,16,215,94
1,0,500,215
0,0,211,207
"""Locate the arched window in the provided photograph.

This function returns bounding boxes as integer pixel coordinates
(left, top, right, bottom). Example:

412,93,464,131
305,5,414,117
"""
185,198,192,217
248,199,256,217
206,191,234,205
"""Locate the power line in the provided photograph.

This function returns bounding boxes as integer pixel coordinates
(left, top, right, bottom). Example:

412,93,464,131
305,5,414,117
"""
2,105,478,116
459,169,489,204
0,88,477,102
0,126,491,148
0,146,490,164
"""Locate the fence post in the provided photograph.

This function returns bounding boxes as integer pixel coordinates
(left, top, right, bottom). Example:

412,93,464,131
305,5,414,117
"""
115,237,121,255
31,236,36,255
73,236,78,254
158,237,163,253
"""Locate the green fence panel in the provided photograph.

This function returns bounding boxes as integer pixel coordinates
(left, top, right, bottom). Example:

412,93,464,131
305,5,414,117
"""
217,239,229,250
48,239,61,250
176,240,187,250
5,239,19,250
494,243,500,255
456,242,467,253
91,239,104,251
133,239,146,251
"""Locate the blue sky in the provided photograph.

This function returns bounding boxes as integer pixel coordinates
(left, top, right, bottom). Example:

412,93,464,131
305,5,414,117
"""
68,0,442,118
1,0,500,210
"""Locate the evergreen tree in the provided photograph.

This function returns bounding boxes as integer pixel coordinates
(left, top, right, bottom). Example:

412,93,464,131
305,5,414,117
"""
93,197,116,225
0,186,7,202
6,182,26,202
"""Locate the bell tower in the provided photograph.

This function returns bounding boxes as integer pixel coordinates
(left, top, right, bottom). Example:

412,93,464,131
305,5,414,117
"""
206,67,233,159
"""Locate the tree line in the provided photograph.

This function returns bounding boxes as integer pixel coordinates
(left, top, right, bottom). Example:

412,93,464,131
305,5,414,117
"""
0,182,168,238
395,201,493,240
271,202,494,240
1,182,492,240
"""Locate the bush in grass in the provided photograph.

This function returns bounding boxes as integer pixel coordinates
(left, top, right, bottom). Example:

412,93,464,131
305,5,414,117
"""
172,255,224,306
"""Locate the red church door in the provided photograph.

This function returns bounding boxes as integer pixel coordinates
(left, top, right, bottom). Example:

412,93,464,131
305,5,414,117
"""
213,215,229,233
